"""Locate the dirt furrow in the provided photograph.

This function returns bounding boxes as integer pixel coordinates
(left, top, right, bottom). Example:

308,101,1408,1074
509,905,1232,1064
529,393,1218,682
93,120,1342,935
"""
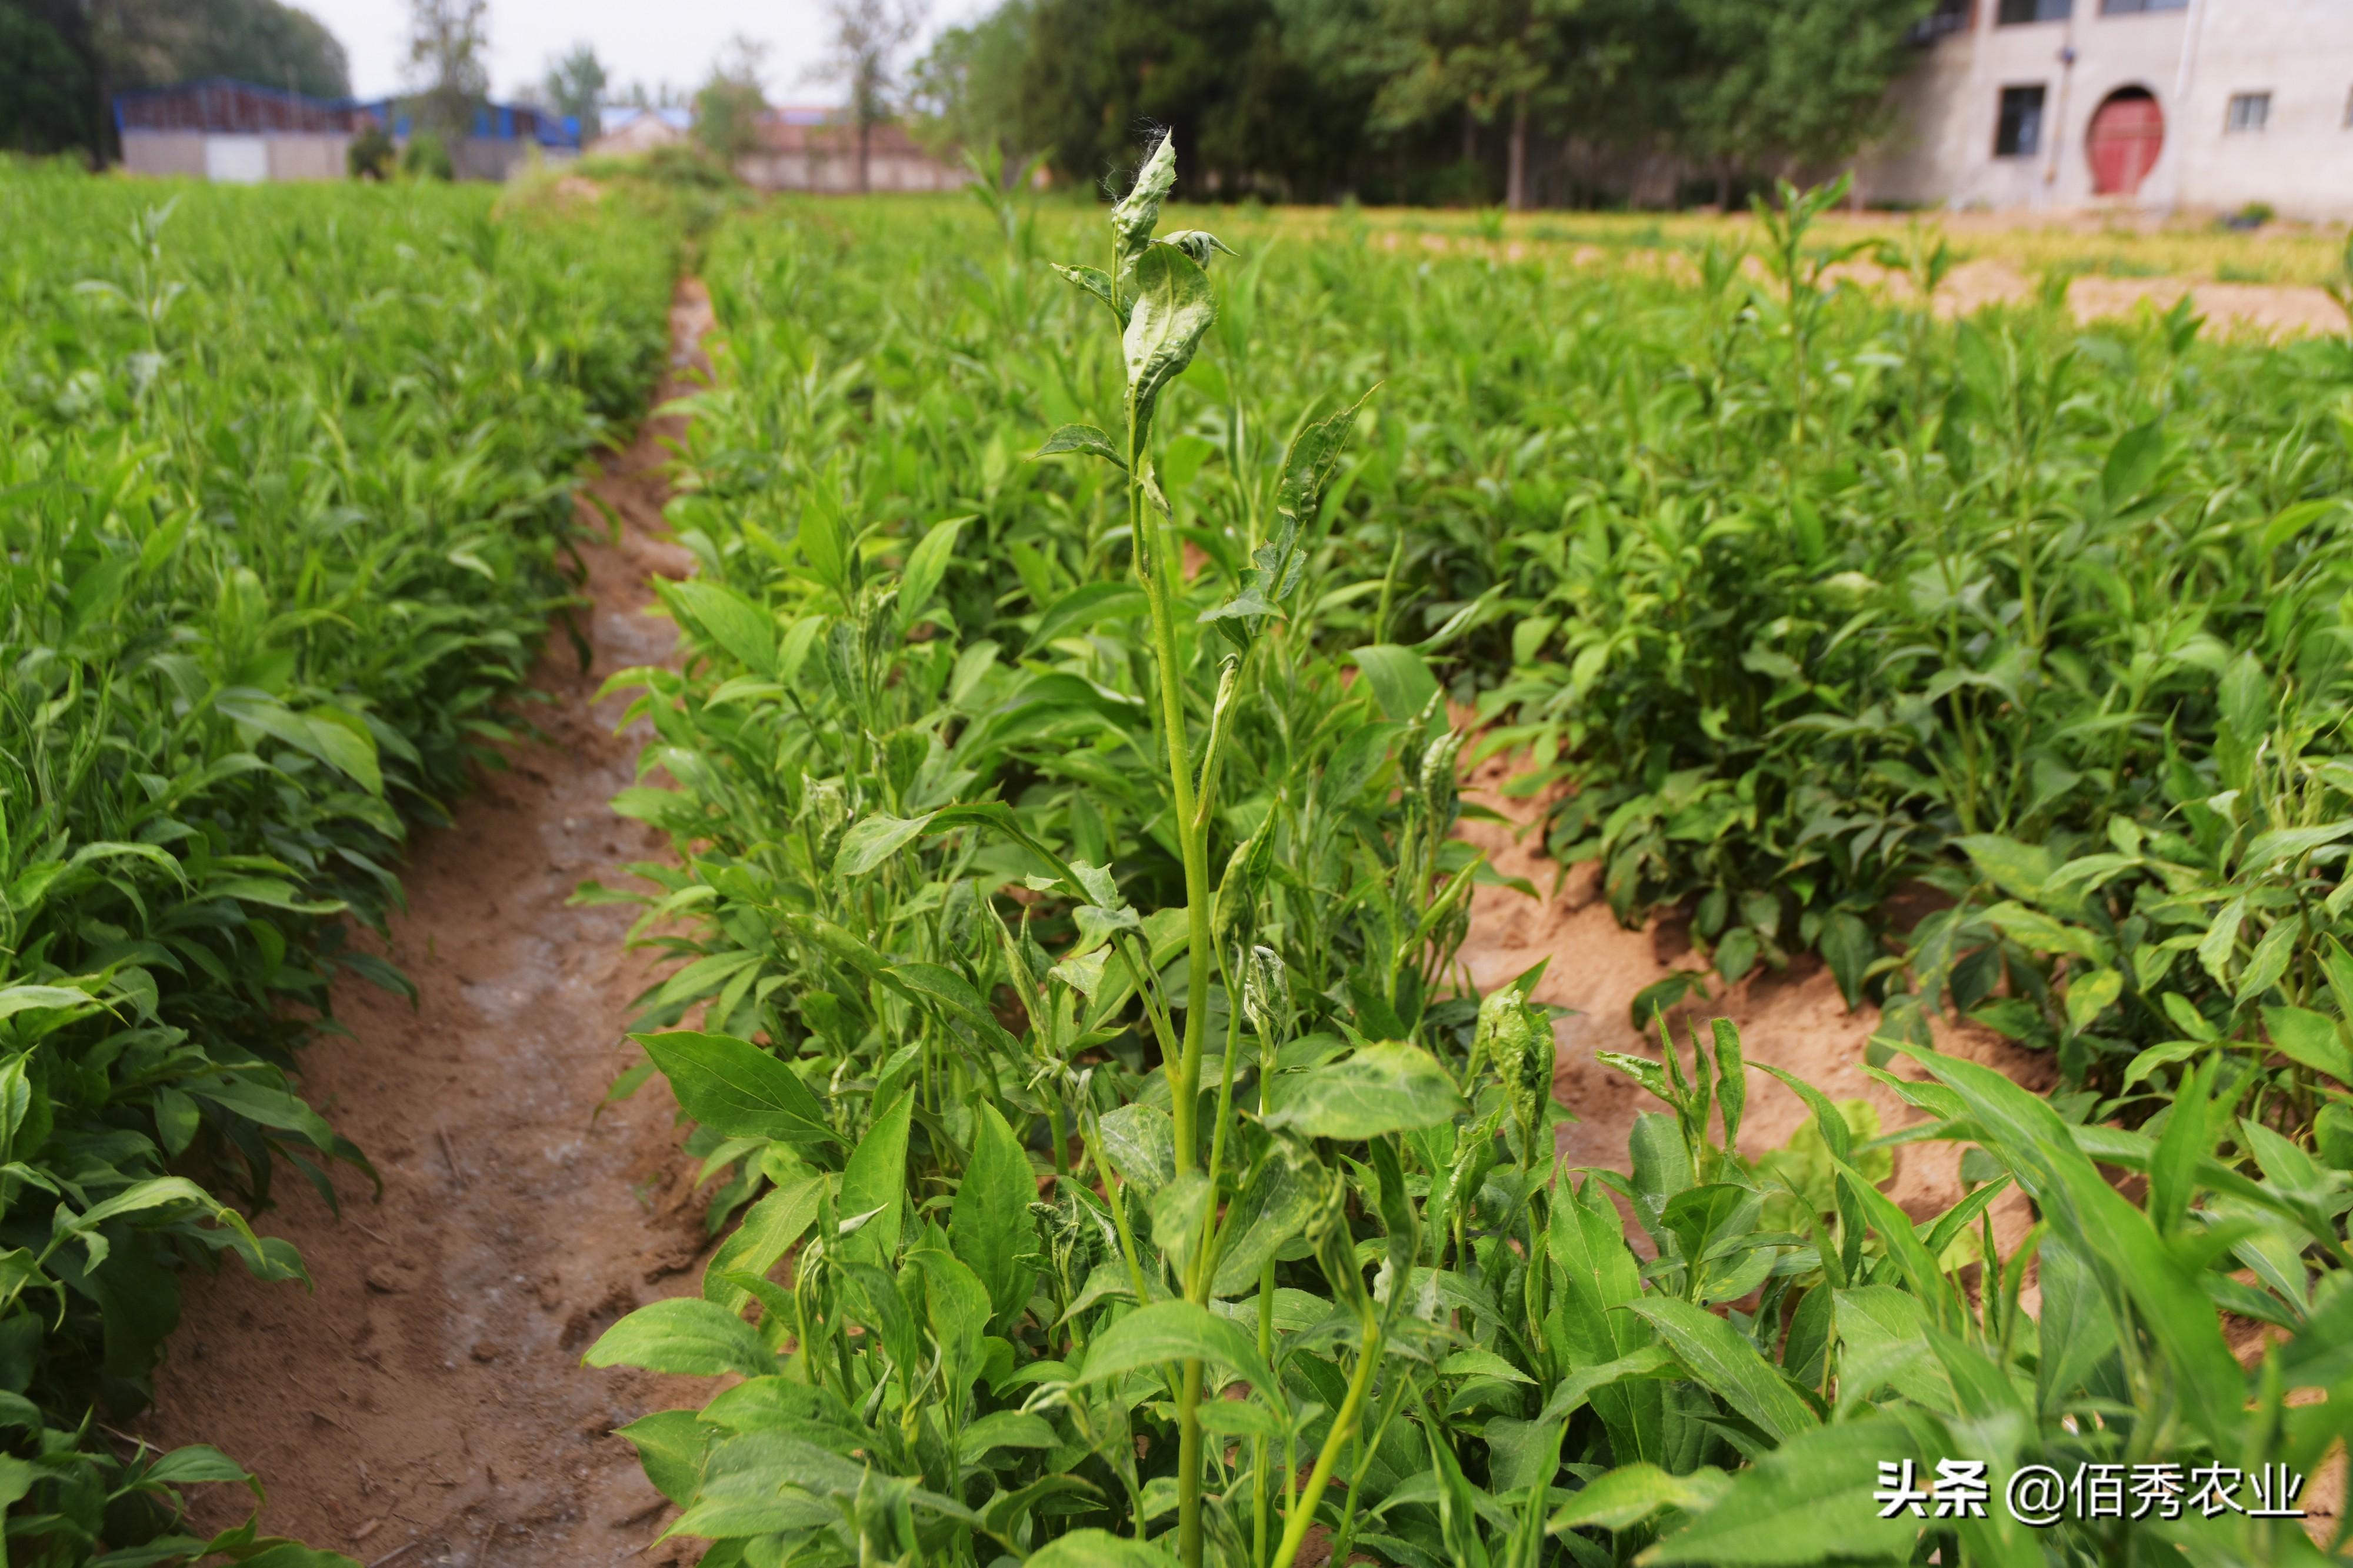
138,282,716,1567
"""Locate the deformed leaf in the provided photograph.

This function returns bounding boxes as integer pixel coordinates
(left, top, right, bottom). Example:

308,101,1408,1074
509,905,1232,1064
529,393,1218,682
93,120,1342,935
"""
834,812,936,876
1034,423,1127,469
1264,1042,1463,1140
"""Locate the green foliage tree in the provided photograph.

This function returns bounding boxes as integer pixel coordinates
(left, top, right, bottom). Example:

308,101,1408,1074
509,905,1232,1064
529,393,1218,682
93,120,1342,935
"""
905,0,1034,165
543,40,606,142
1678,0,1934,192
0,1,98,156
814,0,928,194
347,120,394,176
926,0,1938,206
94,0,350,98
405,0,488,141
1000,0,1369,201
694,34,768,167
2,0,350,161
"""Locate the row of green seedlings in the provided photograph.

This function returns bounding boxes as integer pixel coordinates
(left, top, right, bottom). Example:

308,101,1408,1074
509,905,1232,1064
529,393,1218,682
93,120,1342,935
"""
586,145,2351,1567
0,172,674,1562
1442,181,2353,1145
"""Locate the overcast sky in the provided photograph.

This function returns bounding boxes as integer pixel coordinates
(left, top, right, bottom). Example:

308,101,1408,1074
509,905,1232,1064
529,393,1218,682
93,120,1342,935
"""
296,0,990,105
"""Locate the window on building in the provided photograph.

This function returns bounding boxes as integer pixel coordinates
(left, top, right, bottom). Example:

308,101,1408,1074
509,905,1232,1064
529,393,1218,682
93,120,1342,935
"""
2225,92,2272,132
2099,0,2187,13
1997,0,2071,23
1907,0,1974,43
1996,85,2048,155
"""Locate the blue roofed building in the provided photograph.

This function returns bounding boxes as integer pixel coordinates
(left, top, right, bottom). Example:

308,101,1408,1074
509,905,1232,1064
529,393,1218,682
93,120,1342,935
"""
116,79,580,183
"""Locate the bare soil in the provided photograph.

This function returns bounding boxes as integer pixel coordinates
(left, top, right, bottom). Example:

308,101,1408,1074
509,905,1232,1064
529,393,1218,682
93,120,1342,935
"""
136,282,718,1566
1451,752,2051,1245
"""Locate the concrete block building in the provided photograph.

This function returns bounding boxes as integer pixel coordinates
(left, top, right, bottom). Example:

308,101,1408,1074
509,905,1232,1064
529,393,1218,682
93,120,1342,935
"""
116,79,579,184
736,108,966,194
1861,0,2353,216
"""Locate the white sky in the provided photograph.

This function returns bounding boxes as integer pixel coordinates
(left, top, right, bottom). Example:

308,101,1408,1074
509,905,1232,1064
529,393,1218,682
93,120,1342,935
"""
295,0,991,106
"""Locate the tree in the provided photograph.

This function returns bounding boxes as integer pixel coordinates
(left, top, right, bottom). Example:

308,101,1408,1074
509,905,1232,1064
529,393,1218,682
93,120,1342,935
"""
406,0,489,141
1678,0,1934,189
0,1,98,155
814,0,926,195
543,40,605,142
1014,0,1371,203
93,0,349,99
1345,0,1587,211
694,34,767,166
906,0,1034,165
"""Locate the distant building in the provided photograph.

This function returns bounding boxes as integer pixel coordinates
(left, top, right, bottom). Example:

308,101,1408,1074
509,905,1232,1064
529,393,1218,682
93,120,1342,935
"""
736,108,966,193
115,79,580,183
589,106,692,157
1861,0,2353,216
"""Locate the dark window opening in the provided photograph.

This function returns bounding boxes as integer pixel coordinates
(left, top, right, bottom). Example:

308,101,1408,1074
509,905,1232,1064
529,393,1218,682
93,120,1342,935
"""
1908,0,1974,43
2225,92,2271,133
1998,0,2071,23
2100,0,2187,13
1997,85,2048,155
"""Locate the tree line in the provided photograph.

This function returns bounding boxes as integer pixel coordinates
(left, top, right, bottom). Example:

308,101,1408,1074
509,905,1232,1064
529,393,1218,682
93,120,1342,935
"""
2,0,349,160
911,0,1945,208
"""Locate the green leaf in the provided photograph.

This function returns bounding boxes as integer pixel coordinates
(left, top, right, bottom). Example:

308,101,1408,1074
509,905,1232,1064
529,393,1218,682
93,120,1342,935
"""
1123,244,1217,451
635,1031,840,1148
2264,1006,2353,1084
1029,581,1150,651
1350,643,1442,728
1096,1103,1176,1196
951,1102,1038,1323
2101,418,2165,508
1034,425,1127,469
584,1297,773,1377
899,515,969,627
1209,1142,1324,1297
1076,1299,1279,1397
1647,1422,1922,1564
834,812,936,876
1547,1463,1729,1534
1026,1529,1177,1568
2064,966,2121,1033
839,1086,914,1265
1439,1347,1534,1383
616,1409,709,1505
1889,1043,2244,1440
1622,1296,1815,1442
1263,1041,1463,1139
956,1410,1058,1464
0,985,99,1019
1955,833,2060,903
705,1174,826,1312
668,578,777,679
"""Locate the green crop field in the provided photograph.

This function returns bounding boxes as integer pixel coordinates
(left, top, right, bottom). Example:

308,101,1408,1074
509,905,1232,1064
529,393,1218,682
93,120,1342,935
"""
0,162,675,1561
3,145,2349,1568
585,161,2352,1566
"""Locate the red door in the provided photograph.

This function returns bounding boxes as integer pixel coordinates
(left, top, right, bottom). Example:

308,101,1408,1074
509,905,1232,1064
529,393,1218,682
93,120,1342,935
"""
2088,92,2165,195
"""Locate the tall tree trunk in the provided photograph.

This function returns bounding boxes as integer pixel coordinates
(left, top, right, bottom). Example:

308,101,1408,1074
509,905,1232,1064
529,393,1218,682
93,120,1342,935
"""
858,116,871,195
1506,91,1528,212
1461,105,1476,166
1717,160,1732,211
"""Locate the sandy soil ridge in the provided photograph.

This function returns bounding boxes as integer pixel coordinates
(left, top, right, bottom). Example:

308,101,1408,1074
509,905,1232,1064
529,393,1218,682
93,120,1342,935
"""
138,283,717,1566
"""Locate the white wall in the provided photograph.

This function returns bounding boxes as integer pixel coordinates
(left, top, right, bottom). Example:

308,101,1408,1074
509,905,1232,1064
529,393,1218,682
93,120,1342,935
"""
1863,0,2353,216
202,135,269,184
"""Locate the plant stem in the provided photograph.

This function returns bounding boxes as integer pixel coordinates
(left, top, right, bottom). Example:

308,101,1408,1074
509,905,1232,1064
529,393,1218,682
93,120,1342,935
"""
1130,281,1217,1568
1268,1320,1382,1568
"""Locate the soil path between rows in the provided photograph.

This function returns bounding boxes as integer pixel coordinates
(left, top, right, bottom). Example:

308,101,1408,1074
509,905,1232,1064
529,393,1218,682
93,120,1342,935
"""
138,282,719,1566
